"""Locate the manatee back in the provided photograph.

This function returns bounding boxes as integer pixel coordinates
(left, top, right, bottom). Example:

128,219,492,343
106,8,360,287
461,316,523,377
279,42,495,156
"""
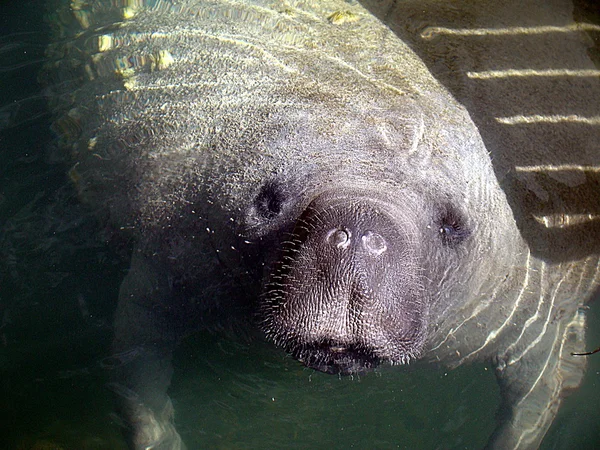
42,0,498,237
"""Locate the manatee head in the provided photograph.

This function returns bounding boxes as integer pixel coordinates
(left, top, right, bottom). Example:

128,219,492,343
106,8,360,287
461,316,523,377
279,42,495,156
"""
210,84,522,376
190,31,524,376
203,64,524,372
256,175,478,374
229,98,521,375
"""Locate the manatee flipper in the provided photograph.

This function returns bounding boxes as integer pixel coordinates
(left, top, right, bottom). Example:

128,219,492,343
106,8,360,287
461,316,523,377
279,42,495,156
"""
488,307,587,449
110,248,185,450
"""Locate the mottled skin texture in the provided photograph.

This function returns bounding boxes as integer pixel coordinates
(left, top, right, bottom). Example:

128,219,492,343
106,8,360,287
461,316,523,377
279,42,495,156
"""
43,0,599,449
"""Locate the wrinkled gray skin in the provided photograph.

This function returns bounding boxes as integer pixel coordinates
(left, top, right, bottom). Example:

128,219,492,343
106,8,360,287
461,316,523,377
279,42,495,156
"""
43,0,599,449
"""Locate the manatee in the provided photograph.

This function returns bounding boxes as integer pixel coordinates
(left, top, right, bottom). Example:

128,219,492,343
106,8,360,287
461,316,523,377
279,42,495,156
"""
42,0,600,448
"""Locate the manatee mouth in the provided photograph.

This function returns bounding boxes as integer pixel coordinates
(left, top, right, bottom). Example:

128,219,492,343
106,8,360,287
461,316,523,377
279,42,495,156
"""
292,342,380,375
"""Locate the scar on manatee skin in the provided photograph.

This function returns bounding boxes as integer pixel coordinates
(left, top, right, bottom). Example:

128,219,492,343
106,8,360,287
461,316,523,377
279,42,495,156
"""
327,11,359,25
571,346,600,356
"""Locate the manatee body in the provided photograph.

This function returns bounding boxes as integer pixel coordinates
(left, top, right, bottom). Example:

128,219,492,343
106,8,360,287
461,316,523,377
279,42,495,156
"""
43,0,599,448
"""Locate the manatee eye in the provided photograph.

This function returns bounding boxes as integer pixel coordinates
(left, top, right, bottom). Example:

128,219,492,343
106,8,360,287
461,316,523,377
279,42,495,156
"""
254,181,285,220
437,206,470,247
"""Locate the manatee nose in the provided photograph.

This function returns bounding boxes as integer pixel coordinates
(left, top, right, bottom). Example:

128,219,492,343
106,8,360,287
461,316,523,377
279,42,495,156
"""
326,227,388,257
326,228,351,249
362,231,388,256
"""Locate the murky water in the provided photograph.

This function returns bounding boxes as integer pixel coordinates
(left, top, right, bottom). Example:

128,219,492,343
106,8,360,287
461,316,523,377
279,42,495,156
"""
1,1,599,449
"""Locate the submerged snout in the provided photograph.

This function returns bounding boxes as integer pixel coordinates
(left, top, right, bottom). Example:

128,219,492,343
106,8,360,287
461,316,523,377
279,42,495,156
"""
261,189,429,374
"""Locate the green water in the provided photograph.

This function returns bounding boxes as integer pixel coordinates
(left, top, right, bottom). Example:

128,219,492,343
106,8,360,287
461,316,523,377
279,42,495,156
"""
0,1,599,449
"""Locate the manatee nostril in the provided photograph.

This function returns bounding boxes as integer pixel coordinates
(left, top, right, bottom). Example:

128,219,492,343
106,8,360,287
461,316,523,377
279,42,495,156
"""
362,231,387,256
326,228,351,249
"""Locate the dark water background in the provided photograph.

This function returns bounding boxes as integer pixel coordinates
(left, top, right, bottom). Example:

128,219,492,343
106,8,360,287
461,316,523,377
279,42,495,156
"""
0,1,599,448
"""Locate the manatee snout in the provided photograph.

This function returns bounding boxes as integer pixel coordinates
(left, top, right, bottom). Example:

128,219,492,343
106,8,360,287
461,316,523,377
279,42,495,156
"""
261,190,428,374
